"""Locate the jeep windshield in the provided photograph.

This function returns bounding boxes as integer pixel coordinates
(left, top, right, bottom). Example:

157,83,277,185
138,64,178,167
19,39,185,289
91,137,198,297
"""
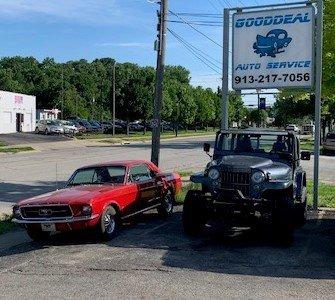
215,131,294,160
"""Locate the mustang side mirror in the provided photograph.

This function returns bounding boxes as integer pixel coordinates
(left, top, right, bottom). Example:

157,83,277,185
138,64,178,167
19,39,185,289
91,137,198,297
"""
203,143,211,153
301,151,311,161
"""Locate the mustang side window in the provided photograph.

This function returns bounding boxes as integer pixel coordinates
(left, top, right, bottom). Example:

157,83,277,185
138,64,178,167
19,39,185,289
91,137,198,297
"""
70,169,95,185
129,164,152,182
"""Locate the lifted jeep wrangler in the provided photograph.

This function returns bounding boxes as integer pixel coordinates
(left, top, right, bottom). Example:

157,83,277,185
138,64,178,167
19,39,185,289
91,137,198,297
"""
182,130,311,244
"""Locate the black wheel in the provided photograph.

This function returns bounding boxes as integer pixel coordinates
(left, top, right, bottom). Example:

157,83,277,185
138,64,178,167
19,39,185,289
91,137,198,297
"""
157,190,174,218
182,190,207,236
98,206,119,241
295,187,307,227
272,193,295,246
44,129,49,135
35,127,39,134
26,226,50,241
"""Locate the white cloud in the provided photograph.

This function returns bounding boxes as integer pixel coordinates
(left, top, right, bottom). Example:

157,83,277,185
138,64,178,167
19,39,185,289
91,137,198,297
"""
0,0,125,24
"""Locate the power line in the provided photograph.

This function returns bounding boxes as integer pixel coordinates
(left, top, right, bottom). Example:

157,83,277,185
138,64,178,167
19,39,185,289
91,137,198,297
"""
169,10,223,48
168,28,222,75
168,20,223,27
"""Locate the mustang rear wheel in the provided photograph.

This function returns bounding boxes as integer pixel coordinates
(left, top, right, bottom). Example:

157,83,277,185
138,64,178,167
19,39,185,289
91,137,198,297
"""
182,190,207,236
99,206,119,240
157,190,174,218
26,226,50,241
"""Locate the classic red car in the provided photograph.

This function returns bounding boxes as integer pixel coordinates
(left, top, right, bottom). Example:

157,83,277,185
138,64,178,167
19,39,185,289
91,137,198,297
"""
13,160,182,241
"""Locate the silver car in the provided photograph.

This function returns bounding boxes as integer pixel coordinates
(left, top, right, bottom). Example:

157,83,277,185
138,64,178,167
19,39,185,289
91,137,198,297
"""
35,120,64,135
323,132,335,153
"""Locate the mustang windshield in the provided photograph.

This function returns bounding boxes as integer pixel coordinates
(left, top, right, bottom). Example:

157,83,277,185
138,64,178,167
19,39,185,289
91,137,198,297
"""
68,166,126,186
217,133,293,157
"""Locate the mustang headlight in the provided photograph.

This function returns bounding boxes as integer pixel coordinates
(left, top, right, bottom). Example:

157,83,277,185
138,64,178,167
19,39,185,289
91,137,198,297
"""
81,205,92,216
252,171,266,184
208,168,220,180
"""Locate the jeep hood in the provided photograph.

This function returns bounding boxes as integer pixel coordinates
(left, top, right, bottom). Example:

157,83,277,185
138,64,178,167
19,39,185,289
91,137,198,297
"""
215,155,291,180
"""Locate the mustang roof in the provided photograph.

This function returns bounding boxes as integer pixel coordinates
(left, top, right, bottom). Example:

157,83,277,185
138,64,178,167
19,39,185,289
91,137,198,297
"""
79,160,154,170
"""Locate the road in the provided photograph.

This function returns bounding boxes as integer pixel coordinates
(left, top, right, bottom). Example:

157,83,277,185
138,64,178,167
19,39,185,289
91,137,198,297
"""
0,135,334,209
0,135,334,298
0,208,334,298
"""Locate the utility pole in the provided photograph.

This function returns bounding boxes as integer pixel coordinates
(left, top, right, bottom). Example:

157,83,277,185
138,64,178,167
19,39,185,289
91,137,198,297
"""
61,68,64,120
221,8,229,130
313,0,324,210
151,0,168,166
112,62,116,136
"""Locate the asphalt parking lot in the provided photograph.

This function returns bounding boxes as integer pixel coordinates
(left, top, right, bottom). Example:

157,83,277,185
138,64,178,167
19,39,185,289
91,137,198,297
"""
0,207,334,298
0,132,71,146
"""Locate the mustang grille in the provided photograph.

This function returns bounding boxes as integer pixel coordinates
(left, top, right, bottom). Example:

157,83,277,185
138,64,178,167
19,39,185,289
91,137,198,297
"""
221,171,251,197
21,205,72,219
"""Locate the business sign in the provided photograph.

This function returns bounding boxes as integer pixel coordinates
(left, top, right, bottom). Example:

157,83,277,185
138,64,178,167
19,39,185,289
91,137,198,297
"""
232,6,315,90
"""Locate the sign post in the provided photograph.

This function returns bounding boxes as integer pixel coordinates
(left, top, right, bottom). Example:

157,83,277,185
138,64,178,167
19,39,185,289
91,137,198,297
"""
223,1,322,209
313,0,323,210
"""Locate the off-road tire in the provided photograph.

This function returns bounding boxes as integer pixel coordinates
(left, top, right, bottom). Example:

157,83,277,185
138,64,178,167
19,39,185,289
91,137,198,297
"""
272,193,295,246
98,206,119,241
26,226,50,241
157,190,174,218
295,187,307,227
182,190,207,236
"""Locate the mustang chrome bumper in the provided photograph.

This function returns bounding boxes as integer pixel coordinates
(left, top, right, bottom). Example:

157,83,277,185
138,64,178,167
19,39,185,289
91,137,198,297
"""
12,214,100,224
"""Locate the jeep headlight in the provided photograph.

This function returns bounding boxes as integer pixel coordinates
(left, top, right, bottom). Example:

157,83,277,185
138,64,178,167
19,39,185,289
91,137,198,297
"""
208,168,220,180
252,171,266,184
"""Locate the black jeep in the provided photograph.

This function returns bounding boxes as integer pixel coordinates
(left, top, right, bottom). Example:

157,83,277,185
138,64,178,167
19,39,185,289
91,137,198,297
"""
182,130,311,244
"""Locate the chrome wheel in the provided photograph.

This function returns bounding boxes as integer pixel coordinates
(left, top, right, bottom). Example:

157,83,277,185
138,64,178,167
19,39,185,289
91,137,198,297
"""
158,191,174,217
163,193,173,213
104,213,116,234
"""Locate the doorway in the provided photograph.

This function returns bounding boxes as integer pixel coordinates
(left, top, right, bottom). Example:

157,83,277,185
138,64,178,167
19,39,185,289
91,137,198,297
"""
16,113,24,132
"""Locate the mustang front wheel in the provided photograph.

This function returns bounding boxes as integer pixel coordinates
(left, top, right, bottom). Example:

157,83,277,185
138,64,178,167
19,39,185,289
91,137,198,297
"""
99,206,119,240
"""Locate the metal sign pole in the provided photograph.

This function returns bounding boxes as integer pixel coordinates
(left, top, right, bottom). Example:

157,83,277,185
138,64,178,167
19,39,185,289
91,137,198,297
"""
221,8,230,130
313,0,323,210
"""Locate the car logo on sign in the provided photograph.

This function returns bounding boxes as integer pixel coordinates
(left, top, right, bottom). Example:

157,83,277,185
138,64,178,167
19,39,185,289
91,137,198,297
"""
253,29,292,58
39,208,52,216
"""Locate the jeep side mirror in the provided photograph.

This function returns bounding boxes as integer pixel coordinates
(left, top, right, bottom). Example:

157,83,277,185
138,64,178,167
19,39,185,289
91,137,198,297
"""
203,143,211,153
301,151,311,161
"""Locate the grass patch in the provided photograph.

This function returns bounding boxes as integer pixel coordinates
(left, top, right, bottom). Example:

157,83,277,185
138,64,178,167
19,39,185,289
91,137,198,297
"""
0,217,16,235
176,170,194,178
0,141,7,147
0,146,34,154
77,129,216,141
176,183,201,204
300,140,318,152
307,180,335,208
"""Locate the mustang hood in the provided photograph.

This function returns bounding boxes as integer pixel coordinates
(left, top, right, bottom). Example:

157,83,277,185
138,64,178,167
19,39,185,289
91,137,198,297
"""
18,184,124,206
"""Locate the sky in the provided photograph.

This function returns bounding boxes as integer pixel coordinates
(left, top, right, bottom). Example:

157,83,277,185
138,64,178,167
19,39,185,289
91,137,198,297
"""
0,0,296,106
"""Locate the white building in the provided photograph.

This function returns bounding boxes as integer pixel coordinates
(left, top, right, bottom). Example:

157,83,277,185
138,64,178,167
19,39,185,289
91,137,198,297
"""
0,90,36,134
36,109,60,121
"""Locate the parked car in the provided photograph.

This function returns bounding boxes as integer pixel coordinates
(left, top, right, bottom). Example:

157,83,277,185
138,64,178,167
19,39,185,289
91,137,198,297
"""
12,160,182,241
102,121,124,134
68,119,86,133
59,120,79,135
182,130,310,245
285,124,301,134
89,120,103,132
35,120,64,135
323,132,335,154
77,120,94,132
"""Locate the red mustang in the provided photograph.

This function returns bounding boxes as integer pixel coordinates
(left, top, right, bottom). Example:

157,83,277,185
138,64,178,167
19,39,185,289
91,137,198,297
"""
13,160,182,241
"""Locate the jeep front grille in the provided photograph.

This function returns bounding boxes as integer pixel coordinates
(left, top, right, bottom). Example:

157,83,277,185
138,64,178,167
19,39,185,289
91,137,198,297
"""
221,171,250,197
21,205,72,219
